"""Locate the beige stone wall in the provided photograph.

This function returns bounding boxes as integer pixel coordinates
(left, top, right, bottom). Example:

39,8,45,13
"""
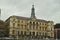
8,17,54,38
47,21,54,38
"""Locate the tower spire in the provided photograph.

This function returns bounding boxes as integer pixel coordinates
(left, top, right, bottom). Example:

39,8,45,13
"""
31,5,36,19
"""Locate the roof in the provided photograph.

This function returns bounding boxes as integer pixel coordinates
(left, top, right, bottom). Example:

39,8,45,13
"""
54,23,60,28
6,15,49,23
0,20,5,24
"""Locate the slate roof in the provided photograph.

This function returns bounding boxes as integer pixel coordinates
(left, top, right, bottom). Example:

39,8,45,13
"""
6,15,49,23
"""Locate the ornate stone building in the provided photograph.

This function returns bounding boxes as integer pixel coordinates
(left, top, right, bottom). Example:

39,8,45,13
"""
5,5,54,39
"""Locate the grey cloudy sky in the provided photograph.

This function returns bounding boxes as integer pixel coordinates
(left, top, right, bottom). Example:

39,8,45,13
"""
0,0,60,24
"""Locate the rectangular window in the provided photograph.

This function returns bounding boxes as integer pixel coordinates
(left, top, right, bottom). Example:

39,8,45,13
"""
21,25,23,29
13,18,15,21
24,31,26,35
39,33,41,35
33,26,35,29
45,27,47,31
43,27,44,31
18,20,20,23
40,27,41,30
25,25,26,29
29,24,31,29
18,24,20,26
40,23,41,25
37,32,38,36
13,23,15,27
36,26,38,29
36,22,38,26
12,30,15,34
18,31,20,35
21,20,23,23
43,32,45,36
21,31,23,35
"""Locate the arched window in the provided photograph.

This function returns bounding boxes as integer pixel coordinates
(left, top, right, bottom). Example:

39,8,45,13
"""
30,21,32,24
36,22,38,26
33,22,35,25
35,22,38,30
33,22,35,29
29,21,32,29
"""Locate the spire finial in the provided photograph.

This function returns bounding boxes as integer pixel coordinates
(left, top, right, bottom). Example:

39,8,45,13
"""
32,4,34,7
32,3,34,8
32,4,34,10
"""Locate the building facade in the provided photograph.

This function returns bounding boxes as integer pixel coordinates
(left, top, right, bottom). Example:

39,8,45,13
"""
54,24,60,39
0,20,8,37
5,5,54,39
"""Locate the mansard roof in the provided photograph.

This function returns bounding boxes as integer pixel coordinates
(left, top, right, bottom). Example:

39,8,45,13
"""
6,15,49,23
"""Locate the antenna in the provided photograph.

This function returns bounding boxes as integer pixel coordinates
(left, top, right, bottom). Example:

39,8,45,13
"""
32,1,34,6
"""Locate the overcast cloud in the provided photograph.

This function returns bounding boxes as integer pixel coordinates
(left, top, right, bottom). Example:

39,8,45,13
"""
0,0,60,24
